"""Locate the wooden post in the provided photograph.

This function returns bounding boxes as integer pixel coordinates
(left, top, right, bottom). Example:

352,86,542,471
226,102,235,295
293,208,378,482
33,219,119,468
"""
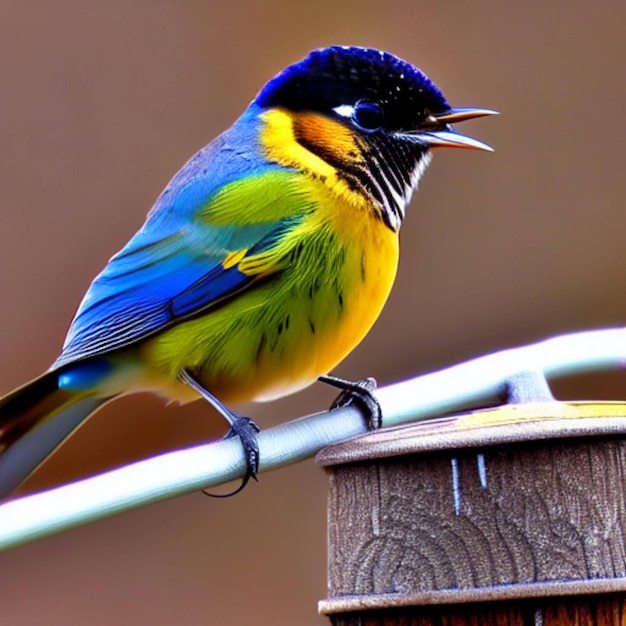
317,402,626,625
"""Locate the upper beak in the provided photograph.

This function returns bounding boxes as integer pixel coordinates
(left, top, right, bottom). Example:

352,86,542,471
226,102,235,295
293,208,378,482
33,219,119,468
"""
410,107,498,152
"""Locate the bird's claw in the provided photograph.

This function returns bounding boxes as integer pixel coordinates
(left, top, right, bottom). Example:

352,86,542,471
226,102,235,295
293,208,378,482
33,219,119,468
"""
203,415,260,498
225,415,261,477
179,370,261,498
319,375,383,430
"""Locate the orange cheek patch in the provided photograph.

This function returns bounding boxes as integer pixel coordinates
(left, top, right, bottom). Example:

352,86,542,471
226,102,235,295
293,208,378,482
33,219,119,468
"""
293,112,364,164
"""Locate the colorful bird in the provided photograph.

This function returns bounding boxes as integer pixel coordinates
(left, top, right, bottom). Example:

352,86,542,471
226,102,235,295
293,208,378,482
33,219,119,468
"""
0,46,495,499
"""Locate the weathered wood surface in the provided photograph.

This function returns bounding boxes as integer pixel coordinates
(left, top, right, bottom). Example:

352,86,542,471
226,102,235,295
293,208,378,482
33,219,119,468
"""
318,403,626,625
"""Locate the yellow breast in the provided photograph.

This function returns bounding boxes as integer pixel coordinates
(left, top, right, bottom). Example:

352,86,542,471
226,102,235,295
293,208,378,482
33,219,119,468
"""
247,174,399,402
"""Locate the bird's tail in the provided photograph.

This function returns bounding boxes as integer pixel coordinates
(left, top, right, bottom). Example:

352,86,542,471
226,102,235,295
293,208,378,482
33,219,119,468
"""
0,370,106,499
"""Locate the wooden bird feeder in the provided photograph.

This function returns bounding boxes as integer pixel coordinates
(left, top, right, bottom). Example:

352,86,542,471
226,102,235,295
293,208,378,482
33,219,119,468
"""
318,401,626,625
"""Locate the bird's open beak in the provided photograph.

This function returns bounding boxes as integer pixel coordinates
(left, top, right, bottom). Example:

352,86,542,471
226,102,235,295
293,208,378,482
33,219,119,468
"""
410,107,498,152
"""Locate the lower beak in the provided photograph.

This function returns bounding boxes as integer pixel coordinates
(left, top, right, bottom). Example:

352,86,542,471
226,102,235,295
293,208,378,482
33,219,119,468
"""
409,107,498,152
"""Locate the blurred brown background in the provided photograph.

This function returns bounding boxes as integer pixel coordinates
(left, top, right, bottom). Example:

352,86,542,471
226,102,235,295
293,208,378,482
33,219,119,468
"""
0,1,624,624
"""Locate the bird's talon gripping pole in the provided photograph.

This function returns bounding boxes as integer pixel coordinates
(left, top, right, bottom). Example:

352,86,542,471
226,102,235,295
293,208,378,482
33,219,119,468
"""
178,370,260,497
318,375,383,430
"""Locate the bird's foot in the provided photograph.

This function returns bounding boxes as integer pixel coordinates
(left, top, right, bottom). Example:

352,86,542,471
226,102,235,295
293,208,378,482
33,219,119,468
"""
318,375,383,430
209,414,260,497
179,369,260,497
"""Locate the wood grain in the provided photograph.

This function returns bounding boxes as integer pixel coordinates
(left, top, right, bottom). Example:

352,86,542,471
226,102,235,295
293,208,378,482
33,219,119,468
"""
321,405,626,624
328,438,626,596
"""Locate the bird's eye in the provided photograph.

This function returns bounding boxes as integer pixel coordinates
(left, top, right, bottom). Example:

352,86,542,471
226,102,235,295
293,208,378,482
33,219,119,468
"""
352,99,384,132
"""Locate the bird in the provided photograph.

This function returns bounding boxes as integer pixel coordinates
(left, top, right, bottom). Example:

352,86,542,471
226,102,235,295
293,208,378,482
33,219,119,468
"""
0,46,495,499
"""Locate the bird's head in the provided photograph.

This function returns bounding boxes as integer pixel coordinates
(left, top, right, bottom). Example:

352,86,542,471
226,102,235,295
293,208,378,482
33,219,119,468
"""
253,46,496,231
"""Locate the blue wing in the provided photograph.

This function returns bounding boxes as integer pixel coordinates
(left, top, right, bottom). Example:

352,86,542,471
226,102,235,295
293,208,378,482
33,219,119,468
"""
53,112,309,369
